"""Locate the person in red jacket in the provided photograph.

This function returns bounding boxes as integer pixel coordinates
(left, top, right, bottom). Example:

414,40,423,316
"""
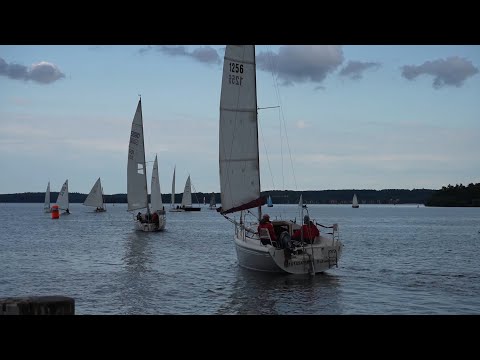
257,214,277,245
292,215,319,244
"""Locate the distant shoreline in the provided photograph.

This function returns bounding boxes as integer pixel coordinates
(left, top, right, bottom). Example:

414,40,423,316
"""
0,189,436,205
2,186,479,207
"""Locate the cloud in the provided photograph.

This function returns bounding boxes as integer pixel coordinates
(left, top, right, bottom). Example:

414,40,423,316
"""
138,45,221,64
256,45,344,86
0,57,65,84
401,56,479,89
339,60,381,80
295,120,309,129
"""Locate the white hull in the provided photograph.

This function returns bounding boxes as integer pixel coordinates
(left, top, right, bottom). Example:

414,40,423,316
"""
233,223,342,275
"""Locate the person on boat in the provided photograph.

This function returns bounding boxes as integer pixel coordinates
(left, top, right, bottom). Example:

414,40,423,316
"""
152,211,159,227
291,215,319,244
65,209,70,214
136,212,143,222
257,214,277,245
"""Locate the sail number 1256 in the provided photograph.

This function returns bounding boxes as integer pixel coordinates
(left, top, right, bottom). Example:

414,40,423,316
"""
229,62,243,86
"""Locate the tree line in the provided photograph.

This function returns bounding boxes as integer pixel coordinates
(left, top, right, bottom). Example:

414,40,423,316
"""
1,185,478,206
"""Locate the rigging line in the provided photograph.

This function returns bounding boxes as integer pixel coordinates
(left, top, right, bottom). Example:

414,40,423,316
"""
266,46,298,192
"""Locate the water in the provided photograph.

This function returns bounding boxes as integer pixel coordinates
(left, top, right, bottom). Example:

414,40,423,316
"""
0,203,479,314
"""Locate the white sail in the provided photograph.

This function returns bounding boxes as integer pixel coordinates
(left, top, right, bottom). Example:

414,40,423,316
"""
219,45,261,214
151,155,163,212
56,179,69,211
44,182,51,210
209,192,216,208
352,193,359,208
83,177,104,208
127,99,149,211
171,166,176,207
181,175,193,207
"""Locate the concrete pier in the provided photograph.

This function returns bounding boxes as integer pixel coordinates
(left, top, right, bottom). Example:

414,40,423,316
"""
0,296,75,315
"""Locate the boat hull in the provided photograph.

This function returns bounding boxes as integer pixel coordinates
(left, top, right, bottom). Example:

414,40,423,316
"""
134,218,165,232
234,231,342,275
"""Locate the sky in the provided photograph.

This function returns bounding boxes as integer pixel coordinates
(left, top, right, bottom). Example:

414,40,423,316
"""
1,45,479,195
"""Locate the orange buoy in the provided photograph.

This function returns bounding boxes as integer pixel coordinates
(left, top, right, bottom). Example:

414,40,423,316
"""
51,205,59,219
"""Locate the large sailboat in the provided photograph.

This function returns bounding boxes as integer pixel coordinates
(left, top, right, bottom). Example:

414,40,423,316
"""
127,97,164,232
83,177,107,212
217,45,343,275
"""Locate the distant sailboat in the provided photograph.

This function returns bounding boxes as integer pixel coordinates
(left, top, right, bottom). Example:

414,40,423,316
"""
56,179,70,215
267,195,273,207
83,177,106,212
44,181,52,213
209,192,216,210
352,193,359,208
169,165,183,212
180,175,201,211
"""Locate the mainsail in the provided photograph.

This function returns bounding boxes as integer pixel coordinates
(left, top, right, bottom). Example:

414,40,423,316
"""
56,179,69,211
127,99,149,211
218,45,265,215
84,177,104,208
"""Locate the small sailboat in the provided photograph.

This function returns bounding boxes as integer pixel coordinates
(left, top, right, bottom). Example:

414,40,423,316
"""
267,195,273,207
180,175,201,211
44,181,52,213
127,97,164,232
217,45,342,275
56,179,70,215
352,193,359,208
209,192,216,210
83,177,106,212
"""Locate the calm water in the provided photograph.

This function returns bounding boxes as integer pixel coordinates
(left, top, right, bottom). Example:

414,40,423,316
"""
1,203,479,315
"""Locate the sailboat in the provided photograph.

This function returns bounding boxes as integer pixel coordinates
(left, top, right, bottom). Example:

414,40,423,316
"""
150,154,166,230
169,166,183,212
209,192,216,210
352,193,359,208
56,179,70,215
127,97,164,232
44,181,52,213
83,177,106,212
179,175,201,211
217,45,343,275
267,195,273,207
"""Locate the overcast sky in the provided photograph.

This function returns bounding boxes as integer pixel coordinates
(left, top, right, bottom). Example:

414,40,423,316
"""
1,45,479,195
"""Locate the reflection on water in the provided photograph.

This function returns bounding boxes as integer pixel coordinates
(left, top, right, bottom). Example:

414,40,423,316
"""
123,232,153,273
217,268,343,315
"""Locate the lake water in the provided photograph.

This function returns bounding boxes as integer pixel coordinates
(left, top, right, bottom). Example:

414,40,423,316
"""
0,203,479,315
